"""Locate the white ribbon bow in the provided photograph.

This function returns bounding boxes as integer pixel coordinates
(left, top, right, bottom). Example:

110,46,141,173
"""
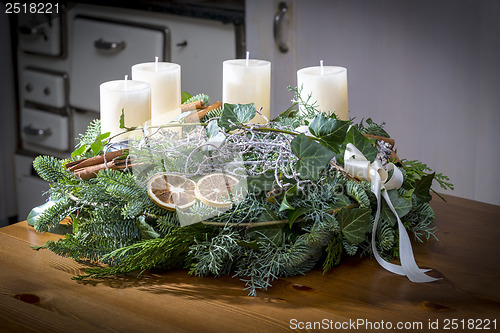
344,143,438,282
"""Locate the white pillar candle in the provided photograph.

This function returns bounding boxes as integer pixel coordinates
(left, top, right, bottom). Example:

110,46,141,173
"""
297,64,349,120
100,79,150,139
222,57,271,124
131,61,181,126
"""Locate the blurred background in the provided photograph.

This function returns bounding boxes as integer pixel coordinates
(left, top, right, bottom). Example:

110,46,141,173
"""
1,0,499,227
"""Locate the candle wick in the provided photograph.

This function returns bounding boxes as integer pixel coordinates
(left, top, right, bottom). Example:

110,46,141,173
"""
124,74,128,91
155,56,159,71
246,51,250,67
320,60,324,76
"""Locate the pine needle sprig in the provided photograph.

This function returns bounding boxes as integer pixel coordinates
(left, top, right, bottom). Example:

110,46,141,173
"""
346,180,371,208
402,159,454,191
81,207,142,241
34,197,77,232
73,223,214,280
97,169,143,202
154,212,180,236
37,232,134,263
183,93,210,106
33,155,72,183
355,118,390,138
76,119,101,148
322,233,343,274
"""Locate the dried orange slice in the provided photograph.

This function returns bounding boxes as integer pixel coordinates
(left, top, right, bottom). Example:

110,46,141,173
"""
147,173,196,210
195,173,239,208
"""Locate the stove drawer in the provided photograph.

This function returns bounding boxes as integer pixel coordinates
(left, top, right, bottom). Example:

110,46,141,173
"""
21,107,69,152
21,68,67,108
17,11,65,57
70,16,168,112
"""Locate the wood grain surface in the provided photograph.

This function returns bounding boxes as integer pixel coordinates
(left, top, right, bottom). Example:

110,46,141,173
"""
0,194,499,332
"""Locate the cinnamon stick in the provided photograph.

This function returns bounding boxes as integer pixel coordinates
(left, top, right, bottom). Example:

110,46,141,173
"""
181,100,205,113
66,149,128,172
362,134,395,148
185,101,222,123
72,159,133,180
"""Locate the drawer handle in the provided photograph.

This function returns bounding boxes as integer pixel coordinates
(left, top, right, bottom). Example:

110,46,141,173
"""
94,38,126,52
23,125,52,137
273,2,289,53
18,25,48,41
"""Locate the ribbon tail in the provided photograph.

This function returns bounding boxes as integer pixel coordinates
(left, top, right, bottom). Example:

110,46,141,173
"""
381,190,440,282
371,175,406,276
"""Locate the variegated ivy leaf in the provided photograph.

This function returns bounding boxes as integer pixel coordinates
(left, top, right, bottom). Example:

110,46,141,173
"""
308,113,349,152
287,207,311,228
344,126,378,162
137,216,160,239
414,172,435,202
219,103,257,130
337,207,372,244
291,133,335,180
381,189,412,226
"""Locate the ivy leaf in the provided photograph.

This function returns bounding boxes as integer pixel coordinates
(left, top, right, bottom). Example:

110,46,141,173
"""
291,133,335,180
279,185,298,212
414,172,435,202
287,206,311,228
72,216,81,234
90,132,110,155
27,200,56,227
237,240,261,251
137,216,160,239
119,109,125,129
381,189,412,226
257,206,279,222
181,91,192,104
401,188,414,201
219,103,256,130
330,193,352,209
204,120,226,150
344,126,378,162
206,119,221,138
308,113,349,152
243,172,276,195
279,195,293,212
71,144,88,157
337,207,371,244
248,224,284,247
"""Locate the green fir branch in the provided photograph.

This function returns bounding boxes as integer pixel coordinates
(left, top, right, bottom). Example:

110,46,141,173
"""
33,155,70,183
183,93,210,105
37,232,134,263
323,233,343,274
34,197,76,232
74,223,214,280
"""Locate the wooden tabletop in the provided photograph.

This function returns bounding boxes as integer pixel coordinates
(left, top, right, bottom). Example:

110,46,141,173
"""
1,194,499,332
